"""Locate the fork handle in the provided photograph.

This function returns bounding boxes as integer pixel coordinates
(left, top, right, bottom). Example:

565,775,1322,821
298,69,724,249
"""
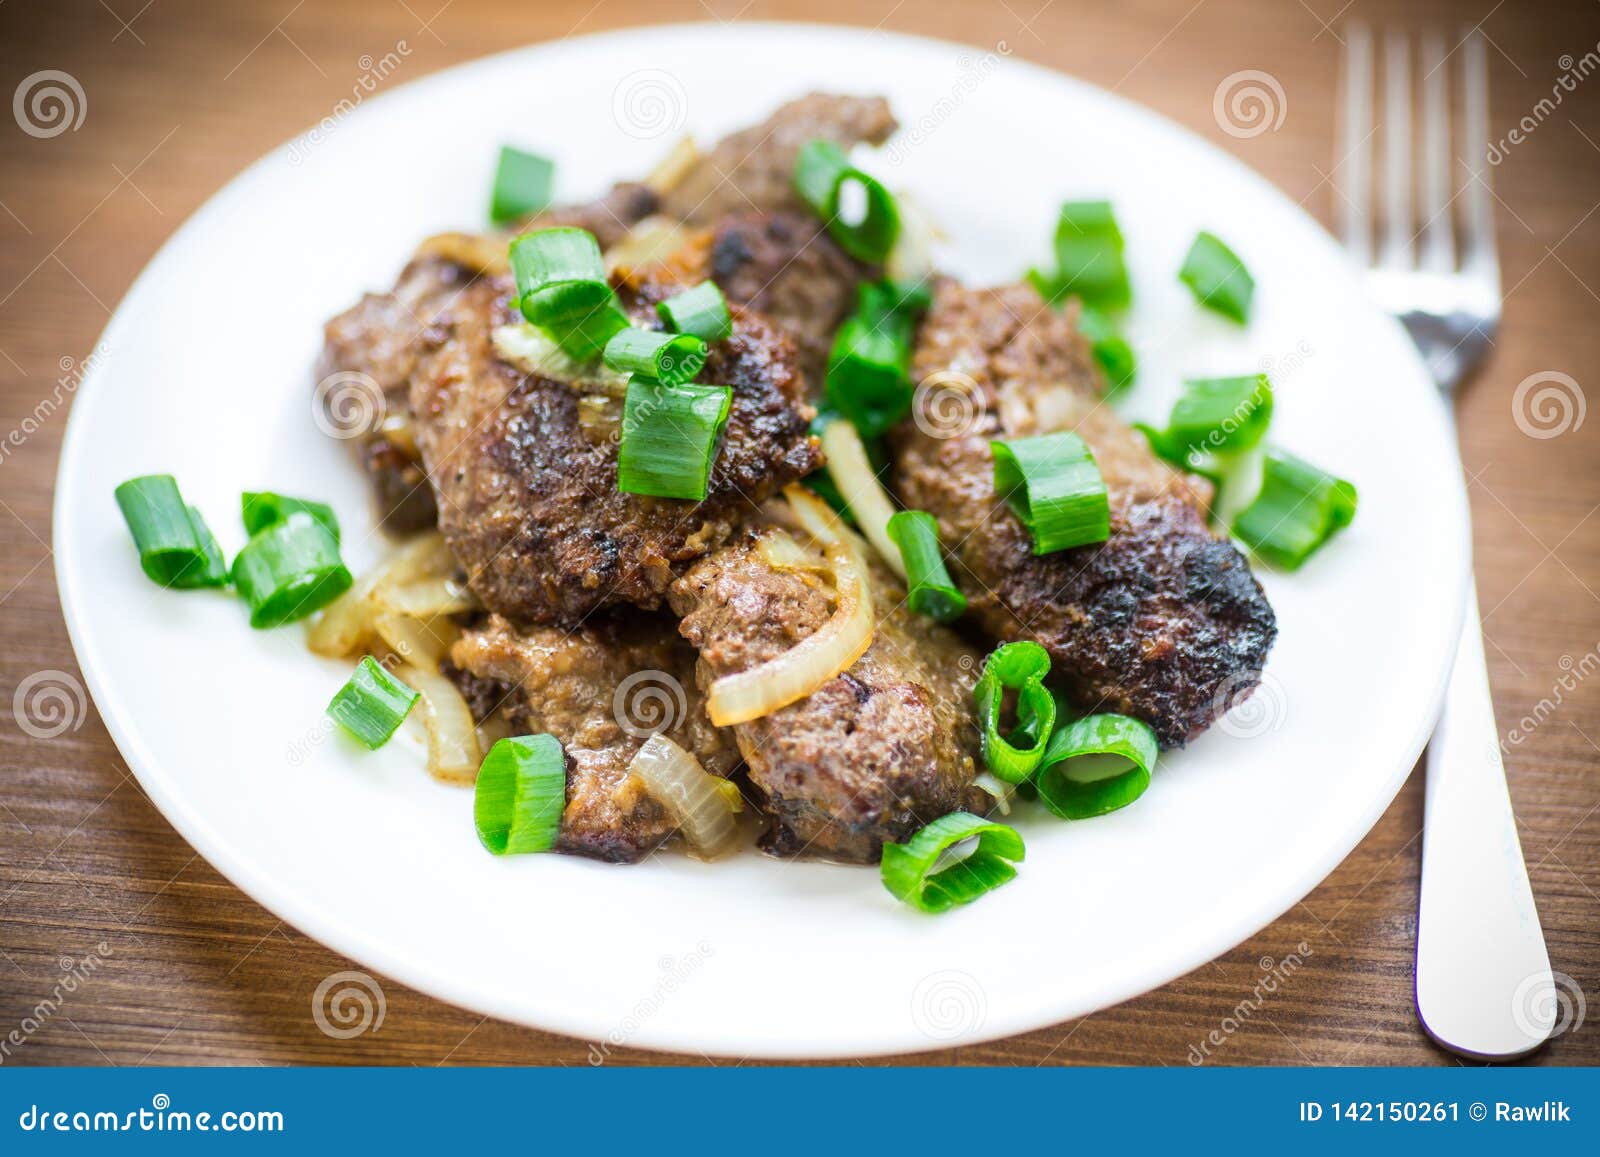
1414,581,1554,1059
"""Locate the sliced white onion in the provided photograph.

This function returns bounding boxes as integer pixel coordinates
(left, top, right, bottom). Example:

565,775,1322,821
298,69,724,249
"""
306,531,455,658
492,322,631,394
973,771,1016,816
627,734,741,859
603,214,691,273
644,136,701,195
885,191,942,284
398,663,481,785
818,416,906,580
756,528,828,573
373,577,479,618
707,486,875,726
414,231,510,275
373,609,458,671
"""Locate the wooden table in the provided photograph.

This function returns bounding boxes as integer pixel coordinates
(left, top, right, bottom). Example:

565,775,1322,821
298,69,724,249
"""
2,0,1596,1066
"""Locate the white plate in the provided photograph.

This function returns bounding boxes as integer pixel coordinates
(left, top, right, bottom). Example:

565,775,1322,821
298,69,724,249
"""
55,23,1469,1058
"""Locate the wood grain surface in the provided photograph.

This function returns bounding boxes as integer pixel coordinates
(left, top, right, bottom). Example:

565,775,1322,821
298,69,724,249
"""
1,0,1596,1066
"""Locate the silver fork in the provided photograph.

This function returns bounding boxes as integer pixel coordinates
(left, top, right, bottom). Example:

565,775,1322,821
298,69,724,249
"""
1339,26,1555,1060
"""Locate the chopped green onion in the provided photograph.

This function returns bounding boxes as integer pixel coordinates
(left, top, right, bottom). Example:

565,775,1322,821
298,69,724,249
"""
1037,200,1130,310
1077,307,1136,393
886,510,966,622
1179,231,1254,323
603,327,707,387
859,277,932,317
509,226,604,294
1166,374,1273,457
474,734,567,855
114,475,229,589
230,511,353,628
187,506,229,586
992,432,1110,554
617,378,733,501
1232,448,1357,569
657,281,732,342
490,145,554,224
825,317,912,438
509,228,631,360
881,811,1026,913
1035,713,1159,819
974,640,1057,783
327,656,419,749
822,279,929,439
792,138,900,264
241,491,340,542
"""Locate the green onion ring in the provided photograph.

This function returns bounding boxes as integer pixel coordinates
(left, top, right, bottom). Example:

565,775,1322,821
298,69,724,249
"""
991,431,1111,555
474,734,567,855
617,378,733,501
230,511,353,628
886,510,966,622
603,327,708,387
881,811,1026,913
241,491,340,542
327,656,420,750
1035,713,1159,819
1178,230,1254,324
974,640,1057,783
114,475,229,589
792,138,900,264
657,281,733,342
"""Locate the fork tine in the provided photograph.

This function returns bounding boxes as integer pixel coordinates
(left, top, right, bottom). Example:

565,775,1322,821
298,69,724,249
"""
1339,23,1373,265
1460,28,1499,282
1419,32,1455,272
1381,31,1414,268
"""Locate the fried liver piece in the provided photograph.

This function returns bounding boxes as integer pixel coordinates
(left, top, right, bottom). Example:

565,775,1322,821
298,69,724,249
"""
406,265,819,625
890,281,1277,747
669,530,985,862
319,184,661,534
449,612,739,863
660,93,897,225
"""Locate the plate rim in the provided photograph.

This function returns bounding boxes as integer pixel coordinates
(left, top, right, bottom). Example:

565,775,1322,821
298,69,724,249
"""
52,20,1471,1058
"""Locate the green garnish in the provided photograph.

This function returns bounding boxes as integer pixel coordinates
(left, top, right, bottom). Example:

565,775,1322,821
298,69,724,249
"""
1035,713,1160,819
1179,231,1254,323
992,431,1110,554
327,656,419,749
474,734,567,855
114,475,229,589
886,510,966,623
974,640,1057,784
616,378,733,501
881,812,1026,913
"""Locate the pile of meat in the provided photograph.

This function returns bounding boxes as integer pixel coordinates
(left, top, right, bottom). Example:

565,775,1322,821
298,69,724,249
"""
319,94,1276,865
